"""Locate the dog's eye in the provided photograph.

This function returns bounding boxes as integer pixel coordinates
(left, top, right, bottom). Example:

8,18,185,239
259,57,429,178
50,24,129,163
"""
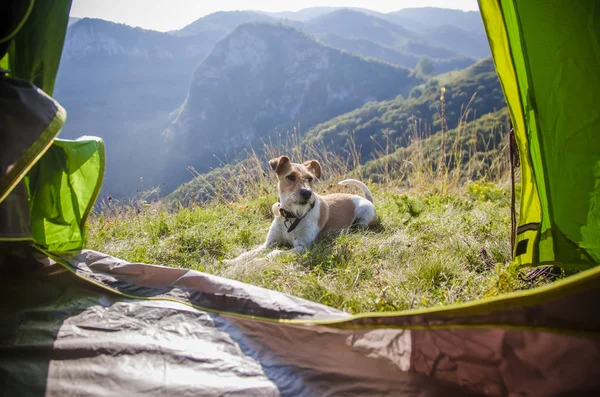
306,177,313,182
286,175,296,181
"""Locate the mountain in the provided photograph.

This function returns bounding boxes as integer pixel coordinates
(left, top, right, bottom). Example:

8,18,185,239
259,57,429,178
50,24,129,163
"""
265,7,387,21
171,10,283,37
53,7,492,199
423,25,490,59
304,9,415,50
318,34,475,72
60,18,207,61
268,7,490,59
304,9,461,60
266,7,428,31
162,23,422,191
391,7,485,33
301,57,505,159
383,14,427,32
168,57,505,202
68,17,80,26
54,18,212,198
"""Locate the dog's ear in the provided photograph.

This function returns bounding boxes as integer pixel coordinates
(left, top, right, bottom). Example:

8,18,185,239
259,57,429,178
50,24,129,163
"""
303,160,322,179
269,155,290,175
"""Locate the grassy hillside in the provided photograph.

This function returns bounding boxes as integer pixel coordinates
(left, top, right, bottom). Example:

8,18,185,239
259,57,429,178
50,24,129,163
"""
167,56,504,204
86,109,562,314
77,8,565,317
57,8,491,199
162,22,422,193
302,57,504,158
360,108,510,184
87,183,518,313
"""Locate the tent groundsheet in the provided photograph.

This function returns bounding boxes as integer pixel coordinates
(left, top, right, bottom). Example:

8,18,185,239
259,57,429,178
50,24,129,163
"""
2,250,600,396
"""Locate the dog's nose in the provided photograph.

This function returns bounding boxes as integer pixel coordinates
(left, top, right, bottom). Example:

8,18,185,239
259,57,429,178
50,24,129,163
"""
300,189,312,200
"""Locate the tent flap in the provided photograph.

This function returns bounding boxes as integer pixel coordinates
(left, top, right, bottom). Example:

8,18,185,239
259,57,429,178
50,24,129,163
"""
2,250,600,396
0,77,66,206
0,77,66,242
3,0,73,95
479,0,600,269
2,0,600,395
27,137,105,252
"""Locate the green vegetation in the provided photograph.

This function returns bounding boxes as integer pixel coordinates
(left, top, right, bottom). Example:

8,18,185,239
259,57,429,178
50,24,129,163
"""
171,56,506,202
84,47,567,314
361,108,510,184
59,8,490,199
86,104,557,314
163,22,422,194
302,57,505,158
87,182,520,313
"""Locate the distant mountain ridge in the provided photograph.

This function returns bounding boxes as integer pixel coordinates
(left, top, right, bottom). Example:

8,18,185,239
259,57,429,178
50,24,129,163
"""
316,34,474,73
170,10,281,37
300,57,505,159
169,7,489,64
391,7,484,33
162,22,422,191
55,18,213,198
169,57,506,203
304,9,417,47
55,6,491,198
62,18,204,60
264,6,386,21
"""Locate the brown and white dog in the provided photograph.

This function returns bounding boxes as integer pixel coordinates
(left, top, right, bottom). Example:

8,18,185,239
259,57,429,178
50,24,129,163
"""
227,155,377,262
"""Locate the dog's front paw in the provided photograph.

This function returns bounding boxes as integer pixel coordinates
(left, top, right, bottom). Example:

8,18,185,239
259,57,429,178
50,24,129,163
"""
265,249,284,259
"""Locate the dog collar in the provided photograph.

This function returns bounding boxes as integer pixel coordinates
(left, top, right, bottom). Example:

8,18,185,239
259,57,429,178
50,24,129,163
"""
279,201,315,233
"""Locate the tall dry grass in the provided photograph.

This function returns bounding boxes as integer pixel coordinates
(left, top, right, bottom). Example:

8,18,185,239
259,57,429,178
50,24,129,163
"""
85,87,555,314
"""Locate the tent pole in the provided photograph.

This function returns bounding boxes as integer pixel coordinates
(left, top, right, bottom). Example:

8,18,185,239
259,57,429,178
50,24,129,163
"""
509,123,518,255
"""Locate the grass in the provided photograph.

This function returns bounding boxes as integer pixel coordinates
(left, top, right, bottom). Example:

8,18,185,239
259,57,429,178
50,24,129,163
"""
88,175,530,314
86,87,559,314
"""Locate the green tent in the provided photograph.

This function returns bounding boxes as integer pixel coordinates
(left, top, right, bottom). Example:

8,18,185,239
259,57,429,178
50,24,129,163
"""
479,0,600,269
1,1,599,396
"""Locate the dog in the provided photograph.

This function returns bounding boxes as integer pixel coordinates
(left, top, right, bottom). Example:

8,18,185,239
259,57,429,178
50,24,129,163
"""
227,155,377,262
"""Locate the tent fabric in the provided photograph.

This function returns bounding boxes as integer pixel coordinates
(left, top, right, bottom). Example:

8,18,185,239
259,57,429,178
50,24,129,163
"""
479,0,600,269
0,76,65,242
2,251,600,396
57,249,350,320
27,137,105,252
0,0,103,252
0,182,31,242
2,0,600,395
0,76,65,206
0,0,34,58
51,250,600,334
0,75,104,251
0,0,72,96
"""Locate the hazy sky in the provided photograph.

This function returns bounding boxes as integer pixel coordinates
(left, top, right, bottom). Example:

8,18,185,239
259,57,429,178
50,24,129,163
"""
70,0,480,32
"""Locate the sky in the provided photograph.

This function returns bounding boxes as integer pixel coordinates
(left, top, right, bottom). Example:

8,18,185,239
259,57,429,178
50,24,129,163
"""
70,0,479,32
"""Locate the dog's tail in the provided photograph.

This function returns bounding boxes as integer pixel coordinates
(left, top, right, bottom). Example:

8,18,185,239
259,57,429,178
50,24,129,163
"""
338,179,374,203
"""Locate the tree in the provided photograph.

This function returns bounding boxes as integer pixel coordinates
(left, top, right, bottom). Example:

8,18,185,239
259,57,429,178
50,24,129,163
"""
416,58,435,76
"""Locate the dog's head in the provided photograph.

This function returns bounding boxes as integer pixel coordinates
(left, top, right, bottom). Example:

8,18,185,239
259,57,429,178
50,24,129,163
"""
269,155,321,214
